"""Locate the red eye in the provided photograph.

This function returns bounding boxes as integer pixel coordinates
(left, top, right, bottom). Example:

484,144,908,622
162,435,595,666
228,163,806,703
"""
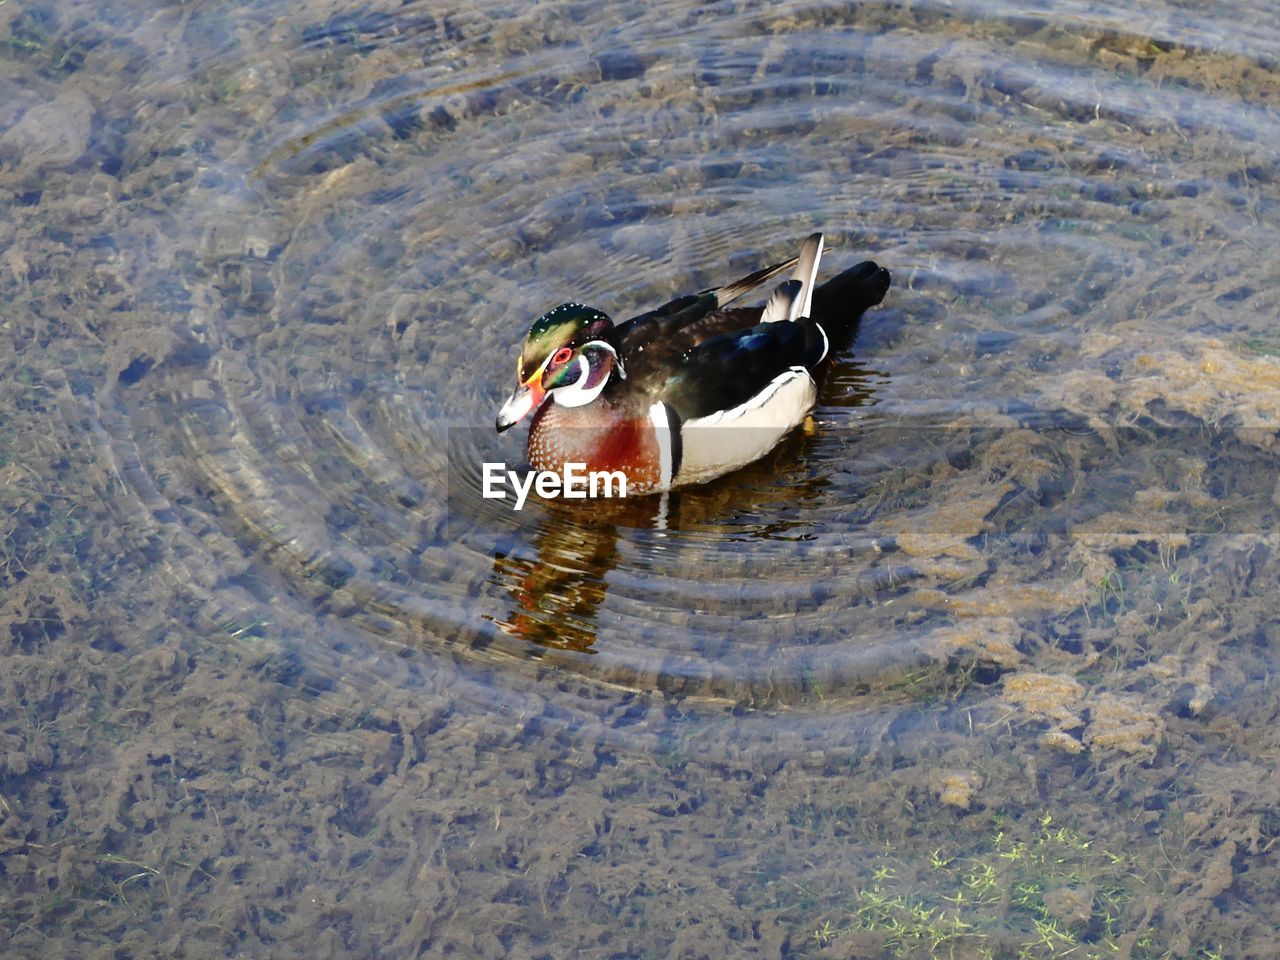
551,347,573,366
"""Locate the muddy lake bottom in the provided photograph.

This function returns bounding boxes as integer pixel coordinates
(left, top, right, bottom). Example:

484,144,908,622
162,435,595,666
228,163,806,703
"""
3,0,1280,957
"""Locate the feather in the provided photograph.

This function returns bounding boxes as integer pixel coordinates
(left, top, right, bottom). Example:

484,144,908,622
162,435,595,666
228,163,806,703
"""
791,233,824,319
760,279,803,324
712,254,800,307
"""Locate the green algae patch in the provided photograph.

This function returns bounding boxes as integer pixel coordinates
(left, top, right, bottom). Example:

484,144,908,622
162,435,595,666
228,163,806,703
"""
808,815,1223,960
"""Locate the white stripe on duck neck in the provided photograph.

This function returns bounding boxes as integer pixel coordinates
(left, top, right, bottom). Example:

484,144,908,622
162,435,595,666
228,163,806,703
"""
549,341,617,408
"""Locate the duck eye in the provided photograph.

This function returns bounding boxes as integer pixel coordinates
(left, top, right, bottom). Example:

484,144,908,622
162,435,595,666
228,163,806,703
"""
551,347,573,366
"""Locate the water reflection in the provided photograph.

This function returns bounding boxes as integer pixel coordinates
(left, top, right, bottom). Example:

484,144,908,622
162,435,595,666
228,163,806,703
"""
483,352,879,652
490,510,616,653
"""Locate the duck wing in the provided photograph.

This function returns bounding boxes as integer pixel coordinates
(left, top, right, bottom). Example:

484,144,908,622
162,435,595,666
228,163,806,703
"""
649,309,830,423
614,252,800,356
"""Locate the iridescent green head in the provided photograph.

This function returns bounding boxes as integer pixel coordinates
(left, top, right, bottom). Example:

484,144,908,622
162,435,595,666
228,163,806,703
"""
517,303,613,381
496,303,624,432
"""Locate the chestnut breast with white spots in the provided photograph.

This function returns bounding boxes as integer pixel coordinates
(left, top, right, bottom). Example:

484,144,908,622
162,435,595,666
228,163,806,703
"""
527,400,665,494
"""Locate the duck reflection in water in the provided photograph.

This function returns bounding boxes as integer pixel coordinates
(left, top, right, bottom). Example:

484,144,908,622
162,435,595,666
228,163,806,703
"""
489,367,883,654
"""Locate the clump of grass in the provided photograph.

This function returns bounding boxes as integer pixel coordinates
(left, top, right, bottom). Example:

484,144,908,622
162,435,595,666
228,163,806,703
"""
816,860,983,955
1081,570,1127,628
809,815,1222,959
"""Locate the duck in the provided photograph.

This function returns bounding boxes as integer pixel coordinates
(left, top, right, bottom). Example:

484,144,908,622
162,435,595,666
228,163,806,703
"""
495,233,890,495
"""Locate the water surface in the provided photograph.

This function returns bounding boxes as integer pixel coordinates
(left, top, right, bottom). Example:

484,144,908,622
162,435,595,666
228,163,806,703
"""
3,0,1279,956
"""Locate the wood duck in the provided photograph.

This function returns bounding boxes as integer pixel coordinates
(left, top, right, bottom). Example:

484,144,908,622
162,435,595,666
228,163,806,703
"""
496,233,891,495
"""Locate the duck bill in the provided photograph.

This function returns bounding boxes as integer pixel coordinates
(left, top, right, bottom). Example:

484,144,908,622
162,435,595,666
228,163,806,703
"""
495,377,547,433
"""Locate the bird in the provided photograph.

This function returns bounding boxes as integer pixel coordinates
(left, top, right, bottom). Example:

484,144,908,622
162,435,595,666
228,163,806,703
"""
495,233,891,495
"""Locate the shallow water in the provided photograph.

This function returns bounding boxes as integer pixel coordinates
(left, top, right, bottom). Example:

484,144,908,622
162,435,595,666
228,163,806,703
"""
3,0,1280,957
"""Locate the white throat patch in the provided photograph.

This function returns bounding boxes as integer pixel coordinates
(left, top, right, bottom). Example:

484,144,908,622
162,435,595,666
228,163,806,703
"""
549,342,617,408
550,356,601,407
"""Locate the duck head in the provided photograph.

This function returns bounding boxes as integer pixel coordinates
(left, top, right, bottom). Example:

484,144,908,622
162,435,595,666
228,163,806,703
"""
495,303,625,432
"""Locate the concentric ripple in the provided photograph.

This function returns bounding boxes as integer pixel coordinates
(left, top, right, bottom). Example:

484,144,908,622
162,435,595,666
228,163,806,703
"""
80,0,1280,753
